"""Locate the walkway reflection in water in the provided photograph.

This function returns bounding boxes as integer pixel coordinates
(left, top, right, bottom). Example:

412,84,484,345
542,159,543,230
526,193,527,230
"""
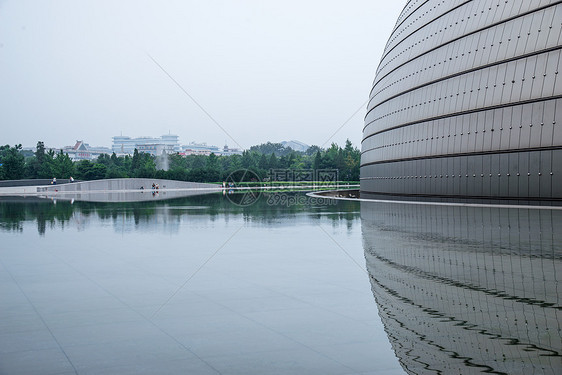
361,201,562,374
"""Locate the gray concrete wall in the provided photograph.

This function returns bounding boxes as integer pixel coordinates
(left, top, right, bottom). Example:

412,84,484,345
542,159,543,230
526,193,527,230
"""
41,178,220,193
0,179,74,187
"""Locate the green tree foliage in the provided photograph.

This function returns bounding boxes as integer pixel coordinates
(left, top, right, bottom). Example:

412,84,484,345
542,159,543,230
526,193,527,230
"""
0,144,26,180
90,164,108,180
11,139,361,183
137,154,156,178
53,150,74,178
268,153,278,169
313,151,322,171
74,160,93,180
105,165,128,179
249,142,292,156
26,141,54,178
74,160,107,180
130,149,141,173
342,139,360,181
306,145,322,156
258,153,268,170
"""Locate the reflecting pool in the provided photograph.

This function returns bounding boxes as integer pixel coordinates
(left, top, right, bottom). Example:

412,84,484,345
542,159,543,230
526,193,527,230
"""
1,193,560,374
0,193,402,375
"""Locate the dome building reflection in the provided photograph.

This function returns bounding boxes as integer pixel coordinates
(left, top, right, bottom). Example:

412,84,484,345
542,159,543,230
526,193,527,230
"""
361,201,561,374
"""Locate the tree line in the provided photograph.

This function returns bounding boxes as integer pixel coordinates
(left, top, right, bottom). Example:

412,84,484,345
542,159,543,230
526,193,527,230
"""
0,140,360,182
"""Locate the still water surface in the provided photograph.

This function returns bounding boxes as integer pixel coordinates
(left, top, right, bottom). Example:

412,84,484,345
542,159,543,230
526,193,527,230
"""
0,192,560,374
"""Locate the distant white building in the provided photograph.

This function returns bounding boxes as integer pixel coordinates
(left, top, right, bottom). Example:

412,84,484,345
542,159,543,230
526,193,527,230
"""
180,142,221,156
180,142,243,156
137,143,175,156
112,134,180,155
220,144,243,156
63,141,112,161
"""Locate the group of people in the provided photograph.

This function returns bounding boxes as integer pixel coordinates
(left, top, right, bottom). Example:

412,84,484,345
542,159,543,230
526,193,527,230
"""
139,182,159,192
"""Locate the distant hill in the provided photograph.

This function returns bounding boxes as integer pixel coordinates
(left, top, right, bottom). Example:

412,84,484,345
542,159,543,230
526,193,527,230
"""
249,141,310,155
280,140,309,153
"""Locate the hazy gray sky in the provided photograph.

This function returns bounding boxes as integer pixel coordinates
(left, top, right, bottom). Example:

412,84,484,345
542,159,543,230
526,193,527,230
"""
0,0,404,150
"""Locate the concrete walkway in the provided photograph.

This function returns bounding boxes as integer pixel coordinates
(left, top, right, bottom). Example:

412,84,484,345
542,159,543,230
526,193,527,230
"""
0,178,221,199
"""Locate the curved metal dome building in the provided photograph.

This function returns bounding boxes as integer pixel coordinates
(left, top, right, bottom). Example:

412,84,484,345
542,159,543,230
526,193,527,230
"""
361,0,562,201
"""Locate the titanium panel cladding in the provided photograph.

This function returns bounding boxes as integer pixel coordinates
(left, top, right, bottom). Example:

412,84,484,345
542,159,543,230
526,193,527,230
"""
361,0,562,202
